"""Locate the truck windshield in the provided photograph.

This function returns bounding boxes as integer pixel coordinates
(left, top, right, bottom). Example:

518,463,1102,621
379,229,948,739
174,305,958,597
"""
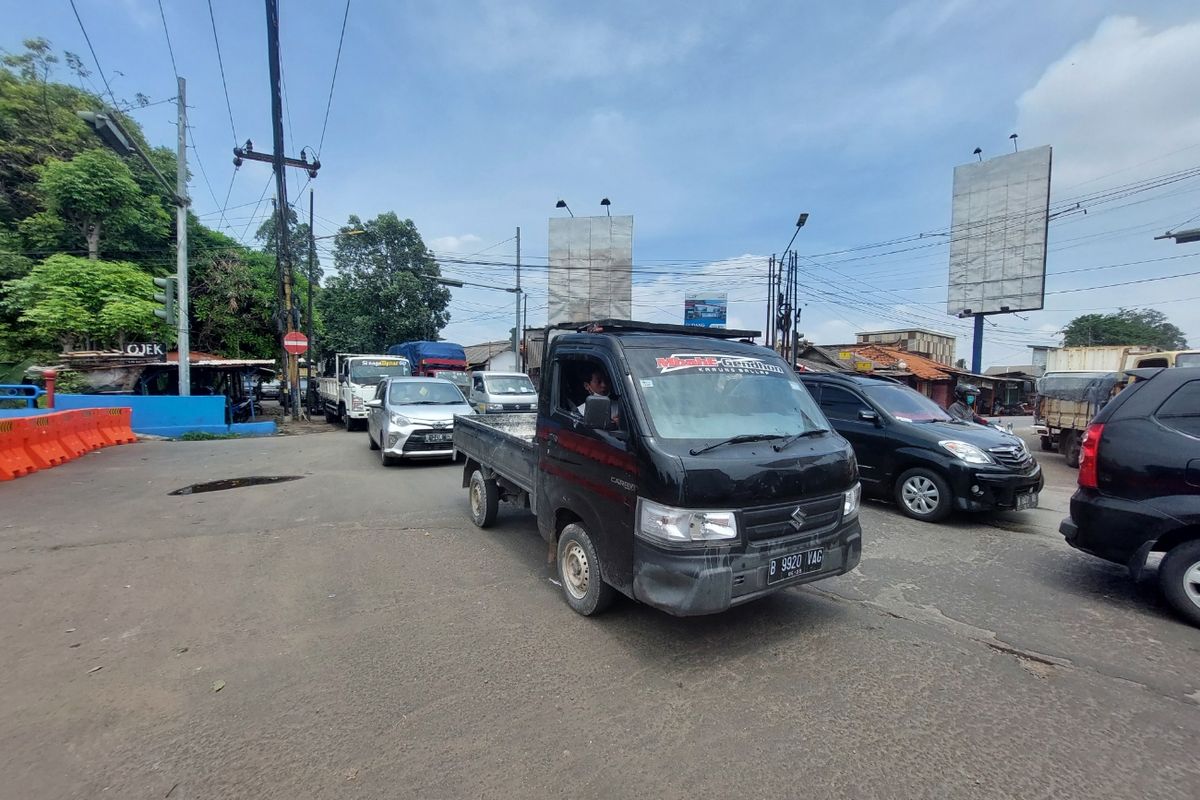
1176,352,1200,367
860,383,952,422
625,350,826,439
388,382,465,405
484,375,535,395
349,359,410,385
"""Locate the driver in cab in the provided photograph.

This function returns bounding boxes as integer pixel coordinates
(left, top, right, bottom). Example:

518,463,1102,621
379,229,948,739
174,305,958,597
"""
578,368,621,427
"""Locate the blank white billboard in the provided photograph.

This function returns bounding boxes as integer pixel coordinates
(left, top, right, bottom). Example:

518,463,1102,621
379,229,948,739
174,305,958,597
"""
947,145,1051,316
548,215,633,324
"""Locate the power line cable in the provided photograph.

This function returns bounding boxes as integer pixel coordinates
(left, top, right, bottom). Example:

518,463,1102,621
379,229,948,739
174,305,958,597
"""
207,0,239,147
156,0,180,81
68,0,118,106
317,0,352,155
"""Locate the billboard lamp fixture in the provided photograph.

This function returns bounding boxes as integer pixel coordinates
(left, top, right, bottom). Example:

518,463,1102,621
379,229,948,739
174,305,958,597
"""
1009,133,1018,153
973,147,983,162
601,198,611,216
555,199,573,217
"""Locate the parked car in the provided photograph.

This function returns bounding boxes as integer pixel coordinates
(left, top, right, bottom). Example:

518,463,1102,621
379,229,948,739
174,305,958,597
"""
258,378,281,401
1060,367,1200,626
468,370,538,413
797,372,1042,522
365,377,474,465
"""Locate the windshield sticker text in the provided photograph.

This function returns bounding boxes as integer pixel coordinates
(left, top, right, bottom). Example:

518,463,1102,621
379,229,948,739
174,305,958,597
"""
655,353,785,376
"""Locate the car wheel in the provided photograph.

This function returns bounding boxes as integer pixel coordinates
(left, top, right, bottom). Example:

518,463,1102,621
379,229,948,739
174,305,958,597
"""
380,444,397,467
1039,435,1054,452
894,468,952,522
468,469,499,528
1061,430,1081,468
1159,540,1200,627
556,523,616,616
368,428,379,450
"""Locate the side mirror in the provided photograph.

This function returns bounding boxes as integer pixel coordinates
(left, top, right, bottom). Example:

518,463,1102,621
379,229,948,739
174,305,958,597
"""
582,395,612,429
365,399,382,409
858,409,880,426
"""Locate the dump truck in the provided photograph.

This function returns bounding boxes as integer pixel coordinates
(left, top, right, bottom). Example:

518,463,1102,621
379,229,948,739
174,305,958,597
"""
318,353,411,431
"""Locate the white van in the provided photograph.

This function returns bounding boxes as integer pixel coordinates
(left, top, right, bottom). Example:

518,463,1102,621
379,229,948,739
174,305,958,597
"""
468,371,538,413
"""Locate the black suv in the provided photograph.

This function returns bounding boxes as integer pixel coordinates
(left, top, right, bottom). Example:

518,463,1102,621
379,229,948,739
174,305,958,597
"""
797,372,1043,522
1060,367,1200,625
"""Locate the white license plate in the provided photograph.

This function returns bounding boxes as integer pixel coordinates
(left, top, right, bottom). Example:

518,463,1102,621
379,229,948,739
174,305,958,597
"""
425,433,452,443
1015,492,1038,511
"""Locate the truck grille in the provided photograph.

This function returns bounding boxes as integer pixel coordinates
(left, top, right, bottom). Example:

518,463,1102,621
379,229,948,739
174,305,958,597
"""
988,443,1033,470
741,495,842,543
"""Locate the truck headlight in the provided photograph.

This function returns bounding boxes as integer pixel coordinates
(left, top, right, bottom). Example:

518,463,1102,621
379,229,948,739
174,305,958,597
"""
843,483,862,520
390,413,410,426
938,440,994,464
636,499,738,546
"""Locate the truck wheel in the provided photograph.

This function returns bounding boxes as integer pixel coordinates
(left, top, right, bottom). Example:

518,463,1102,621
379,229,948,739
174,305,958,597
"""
1062,430,1081,468
1158,540,1200,627
343,410,356,432
469,469,499,528
1040,435,1054,452
324,404,336,424
894,468,952,523
556,523,616,616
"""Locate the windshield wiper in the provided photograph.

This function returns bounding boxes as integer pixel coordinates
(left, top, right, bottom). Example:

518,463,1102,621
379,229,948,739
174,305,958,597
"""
689,433,784,456
772,428,829,452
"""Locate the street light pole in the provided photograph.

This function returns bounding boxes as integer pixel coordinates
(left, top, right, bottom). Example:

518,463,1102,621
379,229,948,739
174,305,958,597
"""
514,226,521,364
307,189,316,410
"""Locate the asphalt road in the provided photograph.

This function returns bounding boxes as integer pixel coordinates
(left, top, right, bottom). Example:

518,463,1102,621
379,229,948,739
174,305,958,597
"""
2,423,1198,799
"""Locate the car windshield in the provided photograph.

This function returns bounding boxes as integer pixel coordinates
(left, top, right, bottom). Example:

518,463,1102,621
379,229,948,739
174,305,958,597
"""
624,349,827,439
484,375,535,395
435,370,470,386
1176,353,1200,367
349,359,410,385
388,382,465,406
861,383,953,422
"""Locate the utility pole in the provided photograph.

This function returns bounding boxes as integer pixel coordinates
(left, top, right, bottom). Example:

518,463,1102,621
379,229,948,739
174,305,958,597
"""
175,78,191,395
514,226,521,364
766,254,775,349
307,189,316,411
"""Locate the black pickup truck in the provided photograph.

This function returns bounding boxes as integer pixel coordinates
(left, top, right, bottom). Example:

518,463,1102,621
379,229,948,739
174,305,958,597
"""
453,320,863,617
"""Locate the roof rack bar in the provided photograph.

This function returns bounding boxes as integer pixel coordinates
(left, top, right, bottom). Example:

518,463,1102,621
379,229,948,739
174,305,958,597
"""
546,319,762,340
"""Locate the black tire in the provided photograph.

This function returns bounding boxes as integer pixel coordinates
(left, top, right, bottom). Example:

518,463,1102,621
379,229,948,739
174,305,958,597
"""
1158,540,1200,627
1040,435,1054,452
324,404,336,424
380,444,397,467
468,469,499,528
1062,430,1081,468
343,410,356,432
894,468,953,523
368,429,379,450
556,523,616,616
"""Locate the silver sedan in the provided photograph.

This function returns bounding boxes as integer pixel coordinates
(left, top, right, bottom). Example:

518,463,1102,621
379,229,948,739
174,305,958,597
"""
366,377,475,466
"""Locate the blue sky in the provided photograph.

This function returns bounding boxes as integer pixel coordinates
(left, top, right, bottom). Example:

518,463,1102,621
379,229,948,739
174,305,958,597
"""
5,0,1200,366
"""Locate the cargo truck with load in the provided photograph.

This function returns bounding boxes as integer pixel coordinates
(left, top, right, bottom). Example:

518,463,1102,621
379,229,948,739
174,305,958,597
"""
387,341,470,397
453,320,863,617
318,353,411,430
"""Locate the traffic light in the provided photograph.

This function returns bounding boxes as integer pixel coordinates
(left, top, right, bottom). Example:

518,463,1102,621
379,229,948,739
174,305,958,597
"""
153,277,177,326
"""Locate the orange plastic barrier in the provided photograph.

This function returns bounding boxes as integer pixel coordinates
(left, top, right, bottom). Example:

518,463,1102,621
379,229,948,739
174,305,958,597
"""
74,409,107,451
56,411,91,458
101,408,137,445
0,418,37,481
21,415,72,468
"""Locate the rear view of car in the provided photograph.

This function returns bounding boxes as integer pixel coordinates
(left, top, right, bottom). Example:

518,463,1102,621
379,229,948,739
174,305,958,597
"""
1061,367,1200,626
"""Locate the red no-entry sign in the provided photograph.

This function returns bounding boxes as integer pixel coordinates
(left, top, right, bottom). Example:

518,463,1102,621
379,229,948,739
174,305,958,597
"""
282,331,309,355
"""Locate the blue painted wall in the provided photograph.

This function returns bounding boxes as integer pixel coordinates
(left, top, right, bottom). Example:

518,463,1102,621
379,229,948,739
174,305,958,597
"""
48,395,276,437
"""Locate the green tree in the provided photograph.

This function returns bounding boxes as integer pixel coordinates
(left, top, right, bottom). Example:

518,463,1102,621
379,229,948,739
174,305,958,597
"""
254,206,319,280
317,212,450,354
1060,308,1188,350
21,148,169,259
1,253,162,350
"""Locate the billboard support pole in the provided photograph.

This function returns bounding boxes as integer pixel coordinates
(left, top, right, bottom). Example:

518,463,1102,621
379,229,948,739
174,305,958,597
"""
766,255,774,348
972,314,984,374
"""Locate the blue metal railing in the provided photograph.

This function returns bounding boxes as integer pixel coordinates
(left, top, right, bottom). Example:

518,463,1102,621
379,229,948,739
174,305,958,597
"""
0,384,45,409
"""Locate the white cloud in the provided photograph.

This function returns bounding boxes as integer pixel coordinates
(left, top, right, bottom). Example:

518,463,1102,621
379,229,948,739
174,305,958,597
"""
877,0,973,47
427,1,705,80
1016,16,1200,188
428,234,483,254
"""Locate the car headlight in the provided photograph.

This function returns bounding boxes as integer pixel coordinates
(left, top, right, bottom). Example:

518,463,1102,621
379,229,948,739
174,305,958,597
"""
938,440,994,464
636,499,738,546
390,412,410,426
843,483,862,520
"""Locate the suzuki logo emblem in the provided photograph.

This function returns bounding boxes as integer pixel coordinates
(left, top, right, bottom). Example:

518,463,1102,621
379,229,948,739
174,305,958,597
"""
789,507,807,530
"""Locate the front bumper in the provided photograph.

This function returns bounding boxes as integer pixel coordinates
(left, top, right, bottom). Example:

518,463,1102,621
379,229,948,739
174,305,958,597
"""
946,462,1044,512
631,518,862,616
381,421,456,459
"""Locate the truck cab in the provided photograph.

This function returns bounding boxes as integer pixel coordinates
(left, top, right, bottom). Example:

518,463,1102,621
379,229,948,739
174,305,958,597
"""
319,354,411,431
454,320,863,617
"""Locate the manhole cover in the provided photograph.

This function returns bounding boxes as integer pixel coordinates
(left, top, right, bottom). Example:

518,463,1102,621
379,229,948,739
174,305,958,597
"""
169,476,303,496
